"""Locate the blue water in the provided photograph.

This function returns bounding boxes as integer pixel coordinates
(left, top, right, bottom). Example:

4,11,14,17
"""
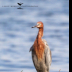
0,0,69,72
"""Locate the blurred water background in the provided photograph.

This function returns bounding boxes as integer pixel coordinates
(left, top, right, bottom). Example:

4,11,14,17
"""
0,0,69,72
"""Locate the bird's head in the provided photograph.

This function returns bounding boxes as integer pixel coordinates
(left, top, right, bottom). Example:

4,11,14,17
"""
32,21,44,29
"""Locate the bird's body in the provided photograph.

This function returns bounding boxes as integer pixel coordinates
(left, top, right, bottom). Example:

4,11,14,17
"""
30,21,52,72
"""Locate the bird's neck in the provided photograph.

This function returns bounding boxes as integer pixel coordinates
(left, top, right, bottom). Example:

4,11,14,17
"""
37,28,43,39
34,27,44,60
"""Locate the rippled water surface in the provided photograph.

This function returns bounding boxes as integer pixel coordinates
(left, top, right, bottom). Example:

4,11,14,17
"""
0,0,69,72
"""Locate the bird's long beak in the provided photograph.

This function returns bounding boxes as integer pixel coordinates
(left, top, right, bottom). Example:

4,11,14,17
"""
31,25,38,28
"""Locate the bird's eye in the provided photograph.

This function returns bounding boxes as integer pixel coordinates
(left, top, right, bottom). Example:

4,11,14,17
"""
37,24,41,26
39,24,41,26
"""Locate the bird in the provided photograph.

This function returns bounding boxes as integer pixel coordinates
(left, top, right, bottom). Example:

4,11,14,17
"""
29,21,52,72
17,3,23,6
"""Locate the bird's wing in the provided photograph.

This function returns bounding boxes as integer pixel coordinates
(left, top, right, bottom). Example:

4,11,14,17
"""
42,39,52,69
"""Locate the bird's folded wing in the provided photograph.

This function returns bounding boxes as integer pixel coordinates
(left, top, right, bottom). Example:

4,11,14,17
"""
42,39,52,68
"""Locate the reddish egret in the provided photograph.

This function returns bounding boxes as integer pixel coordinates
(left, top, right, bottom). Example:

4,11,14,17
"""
30,21,52,72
